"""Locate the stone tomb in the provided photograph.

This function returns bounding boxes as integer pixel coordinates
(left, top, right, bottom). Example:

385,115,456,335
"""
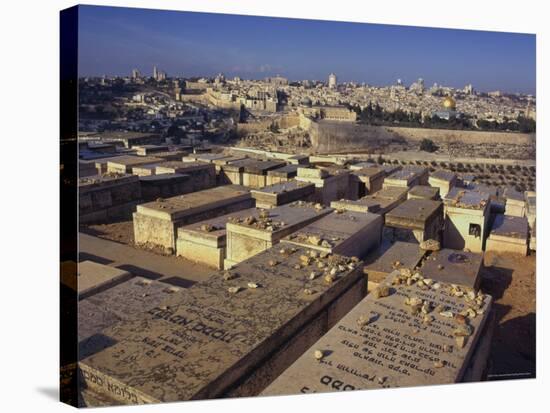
429,170,457,198
407,185,440,201
250,180,315,209
219,158,259,185
485,215,529,256
224,202,332,268
363,242,427,283
262,271,492,395
383,166,428,189
330,197,383,214
75,261,132,300
106,155,163,174
78,247,365,404
296,167,351,206
281,211,383,259
241,159,287,189
266,164,300,185
384,199,443,244
350,166,386,198
78,277,181,346
503,187,526,218
443,188,490,253
420,249,483,290
176,208,255,269
139,173,194,202
134,145,169,156
362,187,408,215
133,185,254,253
79,174,142,224
155,162,216,192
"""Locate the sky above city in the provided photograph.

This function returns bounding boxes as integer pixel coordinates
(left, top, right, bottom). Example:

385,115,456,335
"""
77,5,536,94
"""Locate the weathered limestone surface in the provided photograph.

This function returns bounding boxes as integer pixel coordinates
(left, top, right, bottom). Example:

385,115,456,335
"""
73,261,132,299
176,208,255,269
330,198,382,214
225,202,333,268
134,145,169,156
251,180,315,209
155,162,216,192
363,242,426,282
420,249,483,290
384,199,443,244
443,188,490,253
79,174,142,224
350,166,386,198
241,160,287,189
407,185,440,200
383,169,422,189
503,188,526,218
262,271,492,395
219,159,259,185
281,211,383,258
429,170,457,198
78,277,181,345
106,156,163,174
266,164,300,185
485,214,529,256
139,173,194,201
133,185,253,252
79,247,364,404
296,169,351,206
363,187,408,215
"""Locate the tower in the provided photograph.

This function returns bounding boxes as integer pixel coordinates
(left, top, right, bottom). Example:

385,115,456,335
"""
328,73,337,89
153,65,158,80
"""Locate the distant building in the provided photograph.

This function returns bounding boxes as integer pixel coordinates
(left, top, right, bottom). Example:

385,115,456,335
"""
433,95,462,120
464,84,474,95
152,65,158,80
328,73,337,89
409,78,425,94
131,69,140,80
265,75,288,86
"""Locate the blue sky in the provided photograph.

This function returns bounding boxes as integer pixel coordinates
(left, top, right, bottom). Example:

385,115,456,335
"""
77,5,536,94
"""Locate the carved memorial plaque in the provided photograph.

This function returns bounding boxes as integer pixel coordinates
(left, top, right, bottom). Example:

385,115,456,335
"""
262,270,492,395
79,246,363,404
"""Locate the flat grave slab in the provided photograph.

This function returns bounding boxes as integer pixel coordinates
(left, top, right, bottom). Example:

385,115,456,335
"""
75,261,133,300
225,201,333,267
106,156,163,174
262,271,492,395
330,198,382,214
266,164,300,185
176,208,256,269
79,247,364,404
419,249,483,290
485,215,529,256
133,185,253,252
281,211,383,258
363,242,427,283
385,199,443,231
78,277,181,346
408,185,440,200
251,180,315,208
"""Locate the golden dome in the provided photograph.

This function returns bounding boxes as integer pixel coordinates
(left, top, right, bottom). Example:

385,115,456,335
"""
442,95,456,110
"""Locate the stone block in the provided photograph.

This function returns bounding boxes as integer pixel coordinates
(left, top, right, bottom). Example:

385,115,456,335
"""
79,247,364,404
420,249,483,290
224,202,332,267
281,211,383,259
262,271,492,395
251,180,315,209
78,277,182,347
133,185,253,252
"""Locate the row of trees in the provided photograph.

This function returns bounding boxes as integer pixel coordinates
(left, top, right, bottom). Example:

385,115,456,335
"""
346,102,536,133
